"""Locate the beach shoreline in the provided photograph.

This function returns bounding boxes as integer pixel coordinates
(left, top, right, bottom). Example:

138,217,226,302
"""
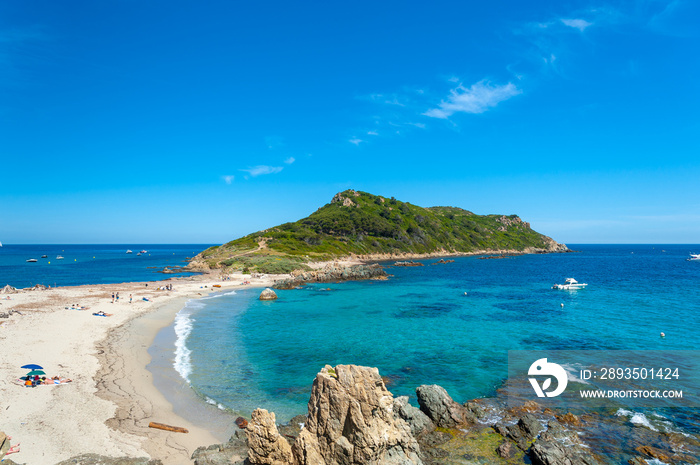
0,270,278,465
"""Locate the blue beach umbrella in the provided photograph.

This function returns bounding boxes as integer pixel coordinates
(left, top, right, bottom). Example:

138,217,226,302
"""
21,364,44,370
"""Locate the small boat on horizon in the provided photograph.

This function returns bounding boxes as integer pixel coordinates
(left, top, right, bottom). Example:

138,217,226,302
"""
139,250,148,254
41,255,48,258
688,253,700,261
26,258,38,263
552,278,588,290
56,255,64,260
126,250,133,254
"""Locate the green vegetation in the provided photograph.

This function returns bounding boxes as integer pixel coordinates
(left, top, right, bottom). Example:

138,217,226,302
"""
193,190,561,272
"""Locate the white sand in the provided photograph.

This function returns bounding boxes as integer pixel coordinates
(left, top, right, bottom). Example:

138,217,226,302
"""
0,272,278,465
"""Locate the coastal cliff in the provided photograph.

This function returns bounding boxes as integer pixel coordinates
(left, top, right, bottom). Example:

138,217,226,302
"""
189,190,568,273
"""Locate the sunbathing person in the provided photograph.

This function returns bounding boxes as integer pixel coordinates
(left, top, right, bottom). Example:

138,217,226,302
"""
4,443,20,456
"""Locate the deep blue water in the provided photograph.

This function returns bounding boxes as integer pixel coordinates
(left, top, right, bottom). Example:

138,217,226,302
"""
0,244,212,287
176,245,700,422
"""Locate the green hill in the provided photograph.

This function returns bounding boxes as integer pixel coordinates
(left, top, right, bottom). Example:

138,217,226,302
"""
190,190,567,273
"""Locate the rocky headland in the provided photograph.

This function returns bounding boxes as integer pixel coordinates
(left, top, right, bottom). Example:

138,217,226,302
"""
273,263,387,290
188,190,570,275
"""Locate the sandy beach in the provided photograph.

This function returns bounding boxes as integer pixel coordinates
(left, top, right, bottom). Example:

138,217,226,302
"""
0,271,277,465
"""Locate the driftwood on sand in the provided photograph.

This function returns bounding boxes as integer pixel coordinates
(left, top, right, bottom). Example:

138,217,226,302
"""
147,422,189,434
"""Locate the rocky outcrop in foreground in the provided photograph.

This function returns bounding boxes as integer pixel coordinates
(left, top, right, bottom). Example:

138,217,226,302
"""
290,365,421,465
195,365,608,465
274,264,386,290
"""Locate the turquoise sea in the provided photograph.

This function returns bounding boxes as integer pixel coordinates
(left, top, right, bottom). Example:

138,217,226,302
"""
172,244,700,428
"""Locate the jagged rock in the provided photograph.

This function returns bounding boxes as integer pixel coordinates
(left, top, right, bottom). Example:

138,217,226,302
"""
393,396,435,437
192,430,248,465
259,288,278,301
278,414,307,445
494,413,544,451
53,455,162,465
246,409,295,465
527,419,598,465
291,365,422,465
497,440,515,458
0,285,17,294
416,384,466,428
418,429,452,448
530,437,598,465
331,192,357,207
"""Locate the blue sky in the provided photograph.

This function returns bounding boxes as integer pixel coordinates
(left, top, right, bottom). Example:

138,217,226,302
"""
1,0,698,244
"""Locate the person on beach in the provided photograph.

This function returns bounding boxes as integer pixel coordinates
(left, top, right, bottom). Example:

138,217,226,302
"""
116,292,119,301
129,294,132,303
4,443,20,456
111,292,115,303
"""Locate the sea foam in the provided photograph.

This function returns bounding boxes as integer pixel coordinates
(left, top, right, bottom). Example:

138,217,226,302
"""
615,408,657,431
173,291,237,384
173,301,199,383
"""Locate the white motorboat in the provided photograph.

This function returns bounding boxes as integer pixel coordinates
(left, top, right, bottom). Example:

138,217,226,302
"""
552,278,588,290
688,253,700,261
56,255,64,260
26,258,38,263
126,249,133,254
139,250,148,254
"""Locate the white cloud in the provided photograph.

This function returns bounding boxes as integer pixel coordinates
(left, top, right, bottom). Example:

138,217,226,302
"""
349,138,364,145
423,80,521,119
561,18,592,31
367,130,379,136
284,157,295,164
222,175,235,184
240,165,283,177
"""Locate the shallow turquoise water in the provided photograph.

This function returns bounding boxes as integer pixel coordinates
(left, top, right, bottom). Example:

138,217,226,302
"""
178,245,700,421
